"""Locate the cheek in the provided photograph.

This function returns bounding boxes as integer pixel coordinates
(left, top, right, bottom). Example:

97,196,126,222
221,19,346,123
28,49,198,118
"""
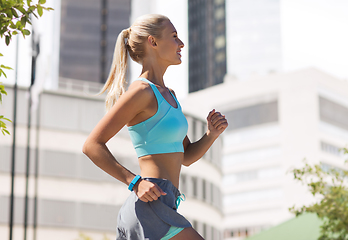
159,44,176,58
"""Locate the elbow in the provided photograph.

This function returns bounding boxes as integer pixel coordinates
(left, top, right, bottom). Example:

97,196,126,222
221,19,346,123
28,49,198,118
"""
82,140,92,156
182,158,192,167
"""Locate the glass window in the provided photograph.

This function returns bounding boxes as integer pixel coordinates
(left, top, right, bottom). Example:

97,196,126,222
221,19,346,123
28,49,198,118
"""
320,141,344,156
215,8,225,20
223,167,282,185
225,101,278,131
215,35,226,49
319,96,348,131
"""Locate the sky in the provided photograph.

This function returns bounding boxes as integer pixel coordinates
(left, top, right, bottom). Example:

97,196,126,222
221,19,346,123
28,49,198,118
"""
281,0,348,80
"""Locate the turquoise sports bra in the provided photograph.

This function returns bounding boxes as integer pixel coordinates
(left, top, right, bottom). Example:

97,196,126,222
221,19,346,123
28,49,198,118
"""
127,78,188,158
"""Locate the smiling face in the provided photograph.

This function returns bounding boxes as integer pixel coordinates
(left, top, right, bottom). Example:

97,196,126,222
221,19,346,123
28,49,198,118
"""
154,20,184,66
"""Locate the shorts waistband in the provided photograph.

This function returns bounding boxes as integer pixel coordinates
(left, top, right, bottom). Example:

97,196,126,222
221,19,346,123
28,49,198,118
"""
142,178,180,198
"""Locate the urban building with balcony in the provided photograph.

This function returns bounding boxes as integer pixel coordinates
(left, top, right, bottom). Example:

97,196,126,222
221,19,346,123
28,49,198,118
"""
182,68,348,239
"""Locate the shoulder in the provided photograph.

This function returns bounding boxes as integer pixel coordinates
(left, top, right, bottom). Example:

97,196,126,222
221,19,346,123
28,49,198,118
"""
113,80,156,111
125,80,154,99
128,80,152,92
168,88,177,97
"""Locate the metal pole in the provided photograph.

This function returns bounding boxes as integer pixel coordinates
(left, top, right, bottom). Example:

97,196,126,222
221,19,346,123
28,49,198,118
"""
24,28,37,240
32,92,40,240
9,32,20,240
24,23,40,239
100,0,108,83
23,85,32,240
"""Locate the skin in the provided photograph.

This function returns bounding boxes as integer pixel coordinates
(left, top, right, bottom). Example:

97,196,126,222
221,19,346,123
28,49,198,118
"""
83,20,228,240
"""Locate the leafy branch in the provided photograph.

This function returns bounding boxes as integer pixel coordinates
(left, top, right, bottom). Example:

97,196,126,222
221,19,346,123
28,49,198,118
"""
0,83,11,135
0,0,53,44
0,0,53,135
289,148,348,240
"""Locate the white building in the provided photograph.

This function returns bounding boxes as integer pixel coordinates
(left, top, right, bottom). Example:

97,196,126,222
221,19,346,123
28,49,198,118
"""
182,68,348,239
0,83,223,240
0,0,224,239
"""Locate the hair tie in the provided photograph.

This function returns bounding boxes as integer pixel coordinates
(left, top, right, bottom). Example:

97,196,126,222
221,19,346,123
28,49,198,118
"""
124,28,130,39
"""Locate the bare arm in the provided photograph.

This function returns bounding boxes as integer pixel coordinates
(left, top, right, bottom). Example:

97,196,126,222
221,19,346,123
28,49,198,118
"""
82,82,166,202
82,82,150,185
182,109,228,166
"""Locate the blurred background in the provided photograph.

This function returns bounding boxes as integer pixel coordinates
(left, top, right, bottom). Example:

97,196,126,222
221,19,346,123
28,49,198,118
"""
1,0,348,239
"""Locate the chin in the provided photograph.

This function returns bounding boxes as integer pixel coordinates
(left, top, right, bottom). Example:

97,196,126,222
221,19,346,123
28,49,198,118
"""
175,58,182,65
168,57,182,66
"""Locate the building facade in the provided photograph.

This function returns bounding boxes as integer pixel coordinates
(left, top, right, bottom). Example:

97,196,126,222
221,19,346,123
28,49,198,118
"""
182,68,348,239
0,2,224,240
188,0,227,92
0,82,223,240
59,0,131,84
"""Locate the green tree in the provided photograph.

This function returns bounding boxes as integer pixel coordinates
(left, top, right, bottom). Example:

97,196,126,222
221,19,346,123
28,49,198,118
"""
289,147,348,240
0,0,53,135
0,82,11,135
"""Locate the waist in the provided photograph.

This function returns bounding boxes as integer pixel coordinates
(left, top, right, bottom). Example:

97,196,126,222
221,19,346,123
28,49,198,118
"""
134,142,184,158
139,153,183,188
142,178,180,196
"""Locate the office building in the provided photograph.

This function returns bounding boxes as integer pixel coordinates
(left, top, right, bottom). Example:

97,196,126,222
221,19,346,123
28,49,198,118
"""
188,0,227,92
59,0,131,84
182,68,348,239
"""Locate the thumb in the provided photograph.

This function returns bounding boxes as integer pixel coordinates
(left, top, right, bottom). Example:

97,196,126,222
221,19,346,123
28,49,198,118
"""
154,183,167,195
159,187,167,195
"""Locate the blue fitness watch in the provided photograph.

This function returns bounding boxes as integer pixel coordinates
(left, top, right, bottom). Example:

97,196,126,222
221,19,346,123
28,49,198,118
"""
128,175,142,191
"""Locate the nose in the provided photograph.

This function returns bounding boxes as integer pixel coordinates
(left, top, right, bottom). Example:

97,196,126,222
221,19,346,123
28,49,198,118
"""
178,38,184,48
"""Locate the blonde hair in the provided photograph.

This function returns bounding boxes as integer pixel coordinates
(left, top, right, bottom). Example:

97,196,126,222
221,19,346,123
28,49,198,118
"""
100,14,169,111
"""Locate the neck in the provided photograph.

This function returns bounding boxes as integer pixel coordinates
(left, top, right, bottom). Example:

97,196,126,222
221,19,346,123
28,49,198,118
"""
140,58,169,87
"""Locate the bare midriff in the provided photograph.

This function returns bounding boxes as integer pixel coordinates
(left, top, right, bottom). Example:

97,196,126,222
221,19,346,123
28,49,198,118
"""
138,152,183,189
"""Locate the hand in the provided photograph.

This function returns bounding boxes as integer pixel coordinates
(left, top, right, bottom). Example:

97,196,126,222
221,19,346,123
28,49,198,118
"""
206,109,228,138
133,179,167,202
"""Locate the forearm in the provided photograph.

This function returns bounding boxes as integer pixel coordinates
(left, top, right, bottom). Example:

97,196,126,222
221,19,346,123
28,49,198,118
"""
183,132,218,166
83,142,135,186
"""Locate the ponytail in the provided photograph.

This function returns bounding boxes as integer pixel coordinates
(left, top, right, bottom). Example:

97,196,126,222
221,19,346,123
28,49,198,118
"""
100,14,169,111
100,28,129,111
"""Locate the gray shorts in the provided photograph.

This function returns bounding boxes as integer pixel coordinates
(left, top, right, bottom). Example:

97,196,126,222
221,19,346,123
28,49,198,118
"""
116,178,192,240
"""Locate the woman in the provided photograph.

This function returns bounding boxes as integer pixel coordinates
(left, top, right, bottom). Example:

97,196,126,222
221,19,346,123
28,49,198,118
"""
83,14,228,240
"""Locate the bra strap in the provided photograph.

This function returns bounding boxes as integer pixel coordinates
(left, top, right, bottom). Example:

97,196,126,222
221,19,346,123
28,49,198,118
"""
135,78,163,103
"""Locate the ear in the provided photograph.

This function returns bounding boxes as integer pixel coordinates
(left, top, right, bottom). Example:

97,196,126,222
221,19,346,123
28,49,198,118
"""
147,35,157,47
